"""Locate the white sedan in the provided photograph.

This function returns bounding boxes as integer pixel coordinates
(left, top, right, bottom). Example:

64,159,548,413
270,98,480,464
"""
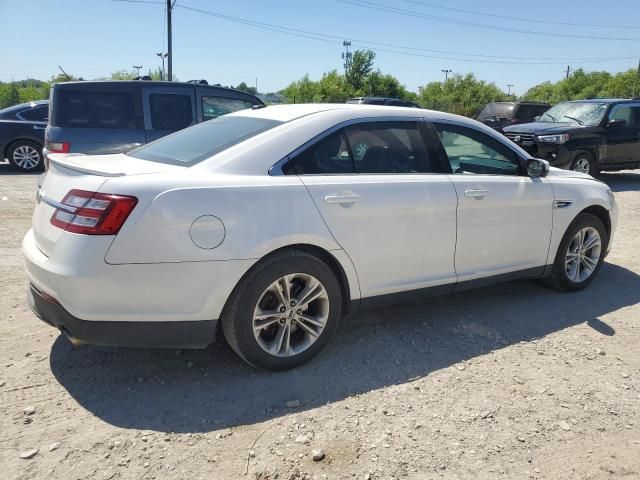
24,104,617,370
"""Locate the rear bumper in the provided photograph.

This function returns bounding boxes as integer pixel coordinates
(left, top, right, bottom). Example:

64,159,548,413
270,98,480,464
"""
28,283,217,349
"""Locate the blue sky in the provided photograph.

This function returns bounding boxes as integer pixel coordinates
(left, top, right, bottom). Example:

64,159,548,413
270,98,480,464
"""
1,0,639,95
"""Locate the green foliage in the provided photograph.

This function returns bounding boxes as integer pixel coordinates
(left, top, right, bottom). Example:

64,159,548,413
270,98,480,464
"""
417,73,505,116
522,68,639,103
0,80,49,109
346,50,376,91
234,82,258,95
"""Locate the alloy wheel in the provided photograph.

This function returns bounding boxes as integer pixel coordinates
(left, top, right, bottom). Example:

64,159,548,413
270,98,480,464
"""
13,145,41,170
572,158,590,174
252,273,330,357
565,227,601,282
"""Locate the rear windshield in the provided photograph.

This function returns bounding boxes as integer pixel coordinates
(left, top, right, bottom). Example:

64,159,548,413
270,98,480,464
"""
492,103,516,118
53,90,139,129
127,115,282,166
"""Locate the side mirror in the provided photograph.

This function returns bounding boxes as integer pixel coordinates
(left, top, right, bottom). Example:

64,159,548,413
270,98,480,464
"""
606,119,627,128
534,115,540,122
527,158,549,178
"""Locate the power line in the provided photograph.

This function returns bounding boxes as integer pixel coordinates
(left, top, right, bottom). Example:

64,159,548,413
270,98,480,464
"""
400,0,638,30
112,1,640,66
169,4,638,65
339,0,640,42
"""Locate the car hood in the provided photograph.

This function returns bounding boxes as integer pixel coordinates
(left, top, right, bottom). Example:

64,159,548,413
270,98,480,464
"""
546,166,594,180
503,122,584,134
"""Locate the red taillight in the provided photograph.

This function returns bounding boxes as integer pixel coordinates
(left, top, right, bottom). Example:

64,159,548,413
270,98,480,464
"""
47,141,70,153
50,189,137,235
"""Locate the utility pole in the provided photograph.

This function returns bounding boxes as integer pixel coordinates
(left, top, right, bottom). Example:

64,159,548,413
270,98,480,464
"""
167,0,173,81
133,65,142,77
342,40,352,75
506,83,514,96
157,52,168,80
565,65,571,79
633,59,640,98
441,69,452,82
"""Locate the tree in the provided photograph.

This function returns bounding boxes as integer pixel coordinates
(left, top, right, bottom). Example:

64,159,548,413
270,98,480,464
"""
282,74,320,103
418,73,505,116
235,82,258,95
0,84,21,109
346,50,375,91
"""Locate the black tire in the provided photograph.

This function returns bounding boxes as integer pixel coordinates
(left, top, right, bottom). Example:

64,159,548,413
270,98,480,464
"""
544,213,608,292
570,151,598,177
7,140,44,172
221,249,342,370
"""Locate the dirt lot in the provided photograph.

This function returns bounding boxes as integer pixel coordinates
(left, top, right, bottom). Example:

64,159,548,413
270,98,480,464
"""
1,163,639,480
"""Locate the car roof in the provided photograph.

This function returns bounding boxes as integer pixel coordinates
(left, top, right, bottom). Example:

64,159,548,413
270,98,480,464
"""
52,80,261,100
564,98,631,104
0,100,48,114
228,103,433,122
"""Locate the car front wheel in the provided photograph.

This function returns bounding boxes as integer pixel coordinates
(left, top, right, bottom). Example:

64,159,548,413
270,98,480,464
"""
7,141,43,172
545,213,608,291
570,151,597,176
221,249,342,370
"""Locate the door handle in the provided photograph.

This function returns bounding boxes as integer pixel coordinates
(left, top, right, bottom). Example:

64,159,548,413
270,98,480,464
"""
32,125,46,130
464,188,490,198
324,193,362,205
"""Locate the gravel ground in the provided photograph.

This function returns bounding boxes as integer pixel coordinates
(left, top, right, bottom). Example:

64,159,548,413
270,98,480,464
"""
1,163,639,480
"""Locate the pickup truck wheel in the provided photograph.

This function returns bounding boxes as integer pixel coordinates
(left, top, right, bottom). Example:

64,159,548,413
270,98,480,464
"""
7,141,43,172
570,152,598,176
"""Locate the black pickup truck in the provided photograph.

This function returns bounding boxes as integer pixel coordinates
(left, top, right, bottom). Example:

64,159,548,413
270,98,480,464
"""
0,100,48,172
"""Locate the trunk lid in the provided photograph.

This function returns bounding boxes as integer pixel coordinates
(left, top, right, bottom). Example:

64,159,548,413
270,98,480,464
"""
32,153,180,256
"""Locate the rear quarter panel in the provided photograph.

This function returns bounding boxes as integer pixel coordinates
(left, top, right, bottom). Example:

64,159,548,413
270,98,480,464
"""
103,174,343,264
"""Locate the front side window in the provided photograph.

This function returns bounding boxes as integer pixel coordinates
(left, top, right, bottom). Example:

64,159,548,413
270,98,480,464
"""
608,104,640,126
435,123,520,175
128,115,281,166
149,93,193,131
19,105,48,122
202,96,255,120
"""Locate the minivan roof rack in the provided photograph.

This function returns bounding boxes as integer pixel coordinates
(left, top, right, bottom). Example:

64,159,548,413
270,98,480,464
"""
135,76,152,81
187,79,209,85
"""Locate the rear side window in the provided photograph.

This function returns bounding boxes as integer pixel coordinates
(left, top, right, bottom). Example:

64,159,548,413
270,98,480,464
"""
492,103,515,118
128,115,282,166
19,106,48,122
54,91,138,129
149,94,193,131
202,96,255,120
283,121,435,175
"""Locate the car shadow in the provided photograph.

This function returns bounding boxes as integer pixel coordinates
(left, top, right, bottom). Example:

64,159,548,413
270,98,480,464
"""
0,160,41,176
49,262,639,433
599,171,640,192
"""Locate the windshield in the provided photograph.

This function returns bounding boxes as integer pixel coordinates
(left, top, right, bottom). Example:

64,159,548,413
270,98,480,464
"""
538,102,608,126
127,116,282,166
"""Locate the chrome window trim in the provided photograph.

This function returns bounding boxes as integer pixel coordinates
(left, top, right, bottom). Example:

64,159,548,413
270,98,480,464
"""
268,115,428,176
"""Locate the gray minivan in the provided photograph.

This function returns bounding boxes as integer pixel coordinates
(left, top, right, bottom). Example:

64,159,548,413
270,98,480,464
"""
45,80,263,161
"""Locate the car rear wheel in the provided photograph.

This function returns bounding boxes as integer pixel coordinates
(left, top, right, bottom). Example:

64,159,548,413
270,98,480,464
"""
570,151,597,176
221,249,342,370
7,141,43,172
544,213,607,291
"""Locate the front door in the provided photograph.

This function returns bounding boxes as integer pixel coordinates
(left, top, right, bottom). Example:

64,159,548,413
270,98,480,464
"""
433,121,554,281
603,103,640,164
282,120,458,299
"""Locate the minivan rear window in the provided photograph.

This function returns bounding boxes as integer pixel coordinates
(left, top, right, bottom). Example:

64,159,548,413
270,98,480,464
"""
127,116,282,166
54,91,139,129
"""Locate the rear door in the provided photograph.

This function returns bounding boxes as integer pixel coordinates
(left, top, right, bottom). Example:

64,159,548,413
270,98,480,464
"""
603,103,640,163
284,119,458,299
143,86,196,142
